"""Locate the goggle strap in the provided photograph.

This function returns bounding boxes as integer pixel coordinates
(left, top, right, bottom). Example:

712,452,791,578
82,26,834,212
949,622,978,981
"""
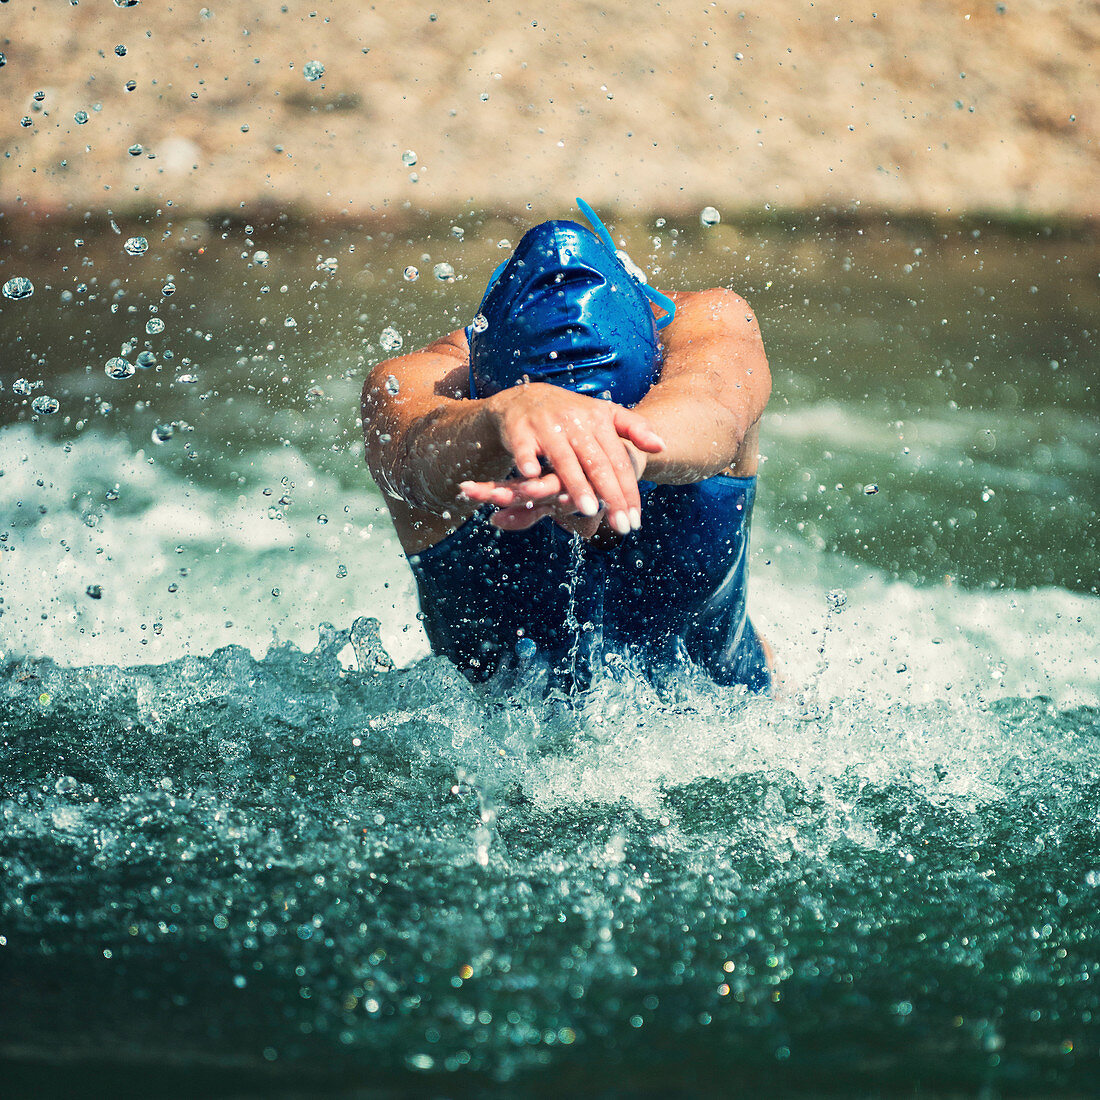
575,197,675,330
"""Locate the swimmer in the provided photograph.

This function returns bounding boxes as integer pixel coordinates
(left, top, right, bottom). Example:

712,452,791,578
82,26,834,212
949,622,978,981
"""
362,200,773,691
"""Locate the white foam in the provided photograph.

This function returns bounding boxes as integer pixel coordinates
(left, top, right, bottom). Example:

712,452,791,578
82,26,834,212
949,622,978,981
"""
3,416,1096,722
0,426,428,667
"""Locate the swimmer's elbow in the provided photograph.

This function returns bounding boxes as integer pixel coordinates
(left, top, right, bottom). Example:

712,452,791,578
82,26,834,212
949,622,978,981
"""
361,363,405,492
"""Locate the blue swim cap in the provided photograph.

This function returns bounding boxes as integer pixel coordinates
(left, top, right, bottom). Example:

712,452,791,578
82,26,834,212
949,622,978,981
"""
469,201,674,407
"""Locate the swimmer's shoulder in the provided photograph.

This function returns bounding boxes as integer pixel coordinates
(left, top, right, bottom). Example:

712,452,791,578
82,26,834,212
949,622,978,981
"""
424,327,470,361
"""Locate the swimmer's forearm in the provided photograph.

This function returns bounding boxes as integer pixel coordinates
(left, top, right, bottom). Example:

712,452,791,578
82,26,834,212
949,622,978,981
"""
631,331,770,481
631,391,755,483
371,399,515,514
362,346,517,513
400,402,515,511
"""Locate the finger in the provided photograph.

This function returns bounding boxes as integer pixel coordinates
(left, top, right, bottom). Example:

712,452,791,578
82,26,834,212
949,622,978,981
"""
555,491,604,520
570,431,636,535
541,437,600,517
503,422,543,479
490,503,555,531
595,426,644,529
613,408,665,453
461,474,562,504
459,479,501,503
459,480,521,506
511,473,563,501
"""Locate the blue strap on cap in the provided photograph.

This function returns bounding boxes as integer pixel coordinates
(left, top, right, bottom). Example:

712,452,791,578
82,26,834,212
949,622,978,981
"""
574,198,676,330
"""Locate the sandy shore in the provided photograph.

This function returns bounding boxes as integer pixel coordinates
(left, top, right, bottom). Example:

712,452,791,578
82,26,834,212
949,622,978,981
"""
0,1,1097,222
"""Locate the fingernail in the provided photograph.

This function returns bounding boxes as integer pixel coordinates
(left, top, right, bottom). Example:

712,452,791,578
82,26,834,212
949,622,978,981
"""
612,511,631,535
579,494,599,516
629,508,641,530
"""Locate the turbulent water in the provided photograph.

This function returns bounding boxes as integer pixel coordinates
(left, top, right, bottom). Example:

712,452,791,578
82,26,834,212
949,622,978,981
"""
1,216,1098,1094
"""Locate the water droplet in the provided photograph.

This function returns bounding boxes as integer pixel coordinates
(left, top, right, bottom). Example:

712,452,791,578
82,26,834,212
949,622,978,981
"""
401,149,417,167
176,374,198,384
32,395,60,415
124,80,138,93
114,0,140,6
284,316,297,328
105,357,135,380
864,483,879,495
253,250,270,267
2,276,34,300
402,265,419,281
12,378,36,396
114,44,127,57
700,206,721,226
450,225,464,239
124,236,148,256
33,90,46,103
384,374,400,395
303,59,325,82
135,351,157,369
472,313,488,334
826,589,847,611
316,514,328,525
515,637,537,660
433,262,455,282
0,54,6,69
128,143,143,156
74,110,89,125
20,118,32,128
161,283,176,297
86,584,103,599
145,317,165,335
151,423,174,445
379,328,403,353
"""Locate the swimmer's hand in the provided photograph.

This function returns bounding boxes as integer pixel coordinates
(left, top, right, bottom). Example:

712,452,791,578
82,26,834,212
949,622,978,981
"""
463,384,664,535
462,443,648,535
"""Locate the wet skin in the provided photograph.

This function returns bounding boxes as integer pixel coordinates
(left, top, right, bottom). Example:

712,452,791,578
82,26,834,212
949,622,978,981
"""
361,288,771,554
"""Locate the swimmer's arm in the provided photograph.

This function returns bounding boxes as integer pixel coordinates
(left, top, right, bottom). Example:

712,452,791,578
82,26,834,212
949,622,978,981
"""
361,329,512,513
633,288,771,482
361,329,663,522
472,288,770,527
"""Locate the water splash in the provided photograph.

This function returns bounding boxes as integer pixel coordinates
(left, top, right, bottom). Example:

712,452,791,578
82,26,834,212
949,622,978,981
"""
2,277,34,300
2,625,1098,1088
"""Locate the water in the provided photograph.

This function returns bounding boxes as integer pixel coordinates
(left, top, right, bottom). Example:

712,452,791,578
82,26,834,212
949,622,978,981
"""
1,214,1099,1094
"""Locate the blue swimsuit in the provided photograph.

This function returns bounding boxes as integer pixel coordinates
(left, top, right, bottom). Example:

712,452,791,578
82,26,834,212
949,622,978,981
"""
404,202,770,693
408,475,771,693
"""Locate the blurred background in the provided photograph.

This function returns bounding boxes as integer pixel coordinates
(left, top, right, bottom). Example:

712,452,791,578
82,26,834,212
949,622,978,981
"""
2,0,1096,221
